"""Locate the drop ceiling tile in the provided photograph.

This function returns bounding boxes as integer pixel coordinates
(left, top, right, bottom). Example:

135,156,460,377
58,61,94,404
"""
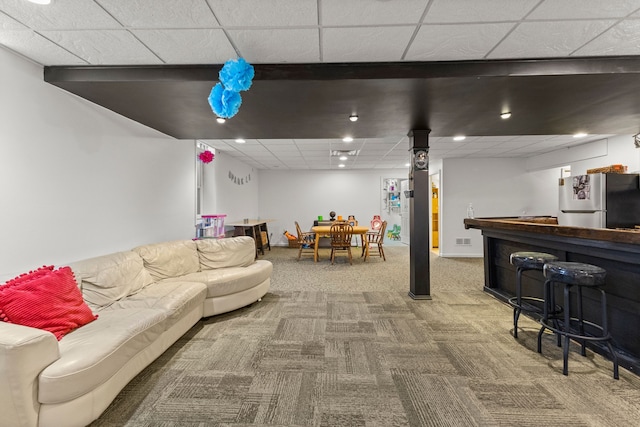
0,11,26,30
271,151,303,157
471,147,515,154
200,141,234,150
301,147,330,153
98,0,219,27
0,30,86,65
528,0,640,19
133,29,235,63
295,138,334,144
267,140,298,147
512,135,554,142
267,147,300,153
476,135,520,143
322,26,415,62
0,0,120,30
208,0,317,26
41,30,162,64
360,148,395,155
406,23,513,60
424,0,539,23
227,29,319,63
489,20,616,59
491,152,522,158
574,20,640,56
237,145,270,152
322,0,428,25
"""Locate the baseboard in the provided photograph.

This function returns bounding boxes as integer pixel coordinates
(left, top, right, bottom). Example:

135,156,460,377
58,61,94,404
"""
438,252,484,258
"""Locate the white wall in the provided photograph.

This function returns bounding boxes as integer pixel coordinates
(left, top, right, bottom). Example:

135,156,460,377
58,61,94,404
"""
568,135,640,174
201,150,259,223
526,135,640,174
0,48,195,280
439,158,559,257
436,136,640,257
258,169,408,246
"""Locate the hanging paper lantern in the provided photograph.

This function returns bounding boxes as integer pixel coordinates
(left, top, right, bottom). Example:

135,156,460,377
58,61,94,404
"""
219,57,255,92
198,150,214,164
207,82,242,119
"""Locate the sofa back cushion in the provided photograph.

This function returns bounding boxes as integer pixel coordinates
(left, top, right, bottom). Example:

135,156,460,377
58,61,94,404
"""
132,240,200,281
196,236,255,270
69,251,153,309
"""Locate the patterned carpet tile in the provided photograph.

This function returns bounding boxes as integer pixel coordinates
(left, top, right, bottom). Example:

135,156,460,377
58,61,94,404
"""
89,248,640,426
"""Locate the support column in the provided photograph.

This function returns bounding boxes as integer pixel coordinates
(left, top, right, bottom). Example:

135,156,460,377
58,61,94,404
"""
408,129,431,300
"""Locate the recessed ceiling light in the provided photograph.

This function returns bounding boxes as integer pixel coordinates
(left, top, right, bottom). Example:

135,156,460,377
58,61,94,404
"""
500,112,511,119
339,155,348,161
349,114,358,122
573,133,587,138
235,138,245,143
343,136,353,142
338,164,346,168
453,135,466,141
216,117,225,124
27,0,51,4
405,163,411,167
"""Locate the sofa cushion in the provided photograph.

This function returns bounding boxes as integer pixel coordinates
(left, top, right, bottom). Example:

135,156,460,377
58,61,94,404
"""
0,266,98,340
69,251,154,309
38,308,167,404
104,281,206,325
196,236,255,269
164,260,272,298
132,240,200,281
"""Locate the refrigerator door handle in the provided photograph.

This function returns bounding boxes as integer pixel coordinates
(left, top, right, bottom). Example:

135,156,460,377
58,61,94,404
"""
561,209,599,214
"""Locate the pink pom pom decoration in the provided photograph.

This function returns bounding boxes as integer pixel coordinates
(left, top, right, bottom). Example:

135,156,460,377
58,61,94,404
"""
199,150,214,164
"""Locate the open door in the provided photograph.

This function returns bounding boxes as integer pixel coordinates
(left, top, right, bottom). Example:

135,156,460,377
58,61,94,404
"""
430,173,440,252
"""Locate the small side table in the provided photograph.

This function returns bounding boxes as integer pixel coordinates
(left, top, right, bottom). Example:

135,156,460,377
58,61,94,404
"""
226,219,274,256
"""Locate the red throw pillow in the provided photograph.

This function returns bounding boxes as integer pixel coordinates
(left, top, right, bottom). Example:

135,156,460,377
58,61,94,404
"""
5,265,54,285
0,266,98,340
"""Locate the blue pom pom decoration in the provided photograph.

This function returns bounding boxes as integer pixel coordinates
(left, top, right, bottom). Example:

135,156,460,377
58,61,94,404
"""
208,83,242,119
219,57,255,92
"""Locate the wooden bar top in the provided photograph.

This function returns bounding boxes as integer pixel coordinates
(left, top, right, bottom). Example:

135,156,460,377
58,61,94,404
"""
464,217,640,245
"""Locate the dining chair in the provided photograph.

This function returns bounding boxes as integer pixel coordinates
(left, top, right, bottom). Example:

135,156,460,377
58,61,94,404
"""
329,222,354,265
294,221,316,261
362,220,387,261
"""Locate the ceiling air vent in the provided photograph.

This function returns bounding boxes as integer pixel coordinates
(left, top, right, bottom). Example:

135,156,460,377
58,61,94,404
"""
330,150,360,157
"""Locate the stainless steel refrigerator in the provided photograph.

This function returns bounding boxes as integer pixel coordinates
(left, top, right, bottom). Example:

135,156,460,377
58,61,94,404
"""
558,173,640,228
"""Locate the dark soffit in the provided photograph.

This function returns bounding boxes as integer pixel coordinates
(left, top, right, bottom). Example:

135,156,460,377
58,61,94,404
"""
44,56,640,140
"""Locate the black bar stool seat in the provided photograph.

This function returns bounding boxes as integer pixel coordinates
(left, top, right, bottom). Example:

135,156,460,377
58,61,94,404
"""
537,261,619,379
508,251,558,338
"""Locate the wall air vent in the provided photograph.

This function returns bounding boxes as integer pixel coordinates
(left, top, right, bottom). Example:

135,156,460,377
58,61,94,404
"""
455,238,471,245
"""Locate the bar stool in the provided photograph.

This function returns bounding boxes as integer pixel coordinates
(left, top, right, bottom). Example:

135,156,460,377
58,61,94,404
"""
508,251,558,338
537,261,619,379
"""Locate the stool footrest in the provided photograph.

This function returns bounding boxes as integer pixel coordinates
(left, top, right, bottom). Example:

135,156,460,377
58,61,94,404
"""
508,296,544,313
540,317,612,342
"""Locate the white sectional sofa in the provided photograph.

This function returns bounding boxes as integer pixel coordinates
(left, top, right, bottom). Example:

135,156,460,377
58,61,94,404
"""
0,236,271,427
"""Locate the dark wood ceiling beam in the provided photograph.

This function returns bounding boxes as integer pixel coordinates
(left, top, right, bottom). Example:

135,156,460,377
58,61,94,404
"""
45,56,640,84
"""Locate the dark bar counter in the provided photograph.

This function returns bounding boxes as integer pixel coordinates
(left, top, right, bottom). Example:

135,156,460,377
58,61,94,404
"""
464,217,640,374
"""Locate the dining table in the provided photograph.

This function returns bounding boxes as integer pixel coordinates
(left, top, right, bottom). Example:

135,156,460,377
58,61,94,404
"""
311,225,370,262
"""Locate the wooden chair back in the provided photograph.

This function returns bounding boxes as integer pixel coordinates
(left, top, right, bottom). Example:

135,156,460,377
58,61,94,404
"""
330,222,353,247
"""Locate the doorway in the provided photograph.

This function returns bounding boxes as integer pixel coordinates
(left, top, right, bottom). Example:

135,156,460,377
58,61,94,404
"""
381,177,408,246
430,172,440,254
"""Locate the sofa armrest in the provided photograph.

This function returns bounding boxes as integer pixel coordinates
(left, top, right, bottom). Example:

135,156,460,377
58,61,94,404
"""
0,322,60,427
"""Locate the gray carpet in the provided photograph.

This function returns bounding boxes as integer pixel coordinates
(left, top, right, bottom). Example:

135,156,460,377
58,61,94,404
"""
90,246,640,426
